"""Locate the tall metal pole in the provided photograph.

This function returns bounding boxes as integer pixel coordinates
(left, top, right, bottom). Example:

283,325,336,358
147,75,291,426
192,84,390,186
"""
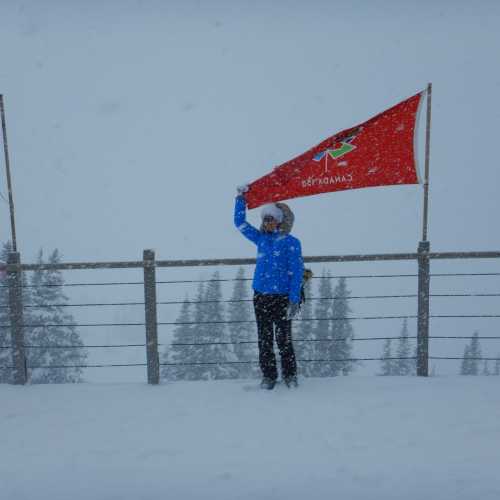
0,95,18,252
421,83,432,242
417,83,432,376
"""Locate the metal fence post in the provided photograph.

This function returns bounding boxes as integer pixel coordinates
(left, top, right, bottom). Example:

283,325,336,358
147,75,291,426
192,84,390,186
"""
417,241,430,376
7,252,27,385
143,249,159,384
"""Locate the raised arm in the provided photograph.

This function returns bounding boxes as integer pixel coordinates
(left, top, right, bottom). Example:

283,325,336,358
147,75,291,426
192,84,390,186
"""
234,195,260,244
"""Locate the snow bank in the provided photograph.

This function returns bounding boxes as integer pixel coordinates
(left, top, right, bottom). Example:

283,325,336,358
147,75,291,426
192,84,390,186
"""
1,376,499,500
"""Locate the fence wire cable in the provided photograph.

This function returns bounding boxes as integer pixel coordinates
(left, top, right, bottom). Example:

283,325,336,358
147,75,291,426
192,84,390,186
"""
429,335,500,340
0,281,144,289
157,275,418,284
24,356,418,369
2,271,500,290
430,356,500,361
23,343,145,349
168,335,420,347
4,334,499,351
0,322,144,328
4,313,500,330
160,357,418,367
6,354,500,369
2,292,500,311
0,364,146,369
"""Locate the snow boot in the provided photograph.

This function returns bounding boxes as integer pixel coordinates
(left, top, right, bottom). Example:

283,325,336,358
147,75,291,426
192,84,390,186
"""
260,377,276,390
284,375,298,388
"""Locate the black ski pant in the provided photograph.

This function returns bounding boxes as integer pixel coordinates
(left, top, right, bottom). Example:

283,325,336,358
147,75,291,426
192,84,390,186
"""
253,292,297,381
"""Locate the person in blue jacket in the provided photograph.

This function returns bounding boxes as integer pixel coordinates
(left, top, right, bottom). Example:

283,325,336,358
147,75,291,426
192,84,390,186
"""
234,186,304,389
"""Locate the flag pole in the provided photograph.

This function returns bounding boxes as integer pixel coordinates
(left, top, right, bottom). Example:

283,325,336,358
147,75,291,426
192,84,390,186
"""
421,82,432,242
0,95,18,252
417,82,432,376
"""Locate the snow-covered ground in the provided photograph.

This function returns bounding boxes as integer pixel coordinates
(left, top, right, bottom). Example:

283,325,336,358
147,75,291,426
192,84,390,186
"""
1,376,499,500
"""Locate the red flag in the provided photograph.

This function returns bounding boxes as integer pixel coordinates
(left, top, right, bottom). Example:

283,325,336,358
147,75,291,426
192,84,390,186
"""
245,92,424,209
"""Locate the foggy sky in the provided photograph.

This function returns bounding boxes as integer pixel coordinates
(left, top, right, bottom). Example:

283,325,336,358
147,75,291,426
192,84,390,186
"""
1,1,499,264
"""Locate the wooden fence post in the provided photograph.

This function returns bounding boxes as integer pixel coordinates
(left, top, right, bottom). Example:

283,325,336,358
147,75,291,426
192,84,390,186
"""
143,249,159,384
8,252,26,384
417,241,430,376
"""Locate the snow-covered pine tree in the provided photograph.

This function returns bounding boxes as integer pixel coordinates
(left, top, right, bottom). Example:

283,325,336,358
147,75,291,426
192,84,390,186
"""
226,267,257,379
310,271,334,377
460,332,482,376
460,344,472,375
468,331,482,376
28,249,87,383
494,355,500,376
160,296,193,381
296,277,314,377
186,272,236,380
179,282,206,380
481,360,490,376
330,277,355,376
395,318,412,376
379,338,394,375
199,271,237,379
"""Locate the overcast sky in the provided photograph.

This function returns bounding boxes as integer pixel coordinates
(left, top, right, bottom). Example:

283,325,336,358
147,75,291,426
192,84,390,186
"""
1,0,500,263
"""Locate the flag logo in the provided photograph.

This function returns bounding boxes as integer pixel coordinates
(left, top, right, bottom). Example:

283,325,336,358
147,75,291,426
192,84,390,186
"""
313,133,357,162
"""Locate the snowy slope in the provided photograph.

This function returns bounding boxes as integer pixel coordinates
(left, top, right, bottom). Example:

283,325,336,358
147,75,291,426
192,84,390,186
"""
1,376,499,500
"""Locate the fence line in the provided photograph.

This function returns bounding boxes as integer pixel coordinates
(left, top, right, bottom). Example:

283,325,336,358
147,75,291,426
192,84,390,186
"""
3,250,500,273
2,248,500,384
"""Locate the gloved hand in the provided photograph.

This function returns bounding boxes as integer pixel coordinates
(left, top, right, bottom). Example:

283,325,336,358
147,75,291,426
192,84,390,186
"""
236,184,249,195
286,302,301,320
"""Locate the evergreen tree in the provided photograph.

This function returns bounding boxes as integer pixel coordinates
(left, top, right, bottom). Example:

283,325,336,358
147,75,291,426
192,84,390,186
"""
226,267,257,379
330,277,355,376
395,318,412,376
379,338,394,375
199,271,237,379
296,277,314,377
182,272,236,380
481,360,490,376
468,332,482,376
28,249,87,383
494,355,500,376
460,332,482,376
160,296,193,381
178,282,206,380
460,344,472,375
310,271,334,377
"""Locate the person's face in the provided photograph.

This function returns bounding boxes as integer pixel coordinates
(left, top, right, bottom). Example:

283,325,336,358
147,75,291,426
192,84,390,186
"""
262,216,279,232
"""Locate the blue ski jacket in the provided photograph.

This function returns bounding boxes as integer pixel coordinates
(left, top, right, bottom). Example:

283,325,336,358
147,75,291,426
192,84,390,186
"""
234,196,304,304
